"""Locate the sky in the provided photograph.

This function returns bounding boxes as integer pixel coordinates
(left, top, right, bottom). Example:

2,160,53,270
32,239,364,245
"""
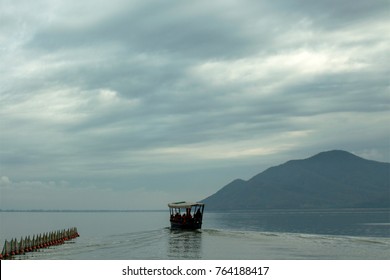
0,0,389,210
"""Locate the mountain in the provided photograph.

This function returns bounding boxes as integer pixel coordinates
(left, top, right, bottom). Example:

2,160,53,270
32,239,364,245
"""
202,150,390,210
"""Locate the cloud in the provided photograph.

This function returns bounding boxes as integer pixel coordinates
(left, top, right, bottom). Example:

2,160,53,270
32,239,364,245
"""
0,0,389,209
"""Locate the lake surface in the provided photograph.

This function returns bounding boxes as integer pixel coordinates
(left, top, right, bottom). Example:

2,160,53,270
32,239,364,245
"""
0,208,389,259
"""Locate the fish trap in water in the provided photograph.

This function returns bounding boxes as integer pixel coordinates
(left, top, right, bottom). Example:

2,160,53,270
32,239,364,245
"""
0,227,79,259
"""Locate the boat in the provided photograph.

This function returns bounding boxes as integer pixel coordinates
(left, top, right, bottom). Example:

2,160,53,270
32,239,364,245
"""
168,201,205,230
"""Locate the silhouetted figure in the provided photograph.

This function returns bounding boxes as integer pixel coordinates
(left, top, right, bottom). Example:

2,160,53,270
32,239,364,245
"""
194,209,202,221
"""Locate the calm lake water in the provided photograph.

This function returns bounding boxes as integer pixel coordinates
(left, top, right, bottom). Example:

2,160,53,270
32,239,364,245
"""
0,208,389,259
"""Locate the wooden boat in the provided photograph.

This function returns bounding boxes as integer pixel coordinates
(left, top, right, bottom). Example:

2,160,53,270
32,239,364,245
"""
168,201,205,230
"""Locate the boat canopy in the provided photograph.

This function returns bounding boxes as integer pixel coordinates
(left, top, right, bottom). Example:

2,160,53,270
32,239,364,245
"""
168,201,204,208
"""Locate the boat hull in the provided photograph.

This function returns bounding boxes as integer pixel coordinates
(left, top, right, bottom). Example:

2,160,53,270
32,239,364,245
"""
170,220,202,230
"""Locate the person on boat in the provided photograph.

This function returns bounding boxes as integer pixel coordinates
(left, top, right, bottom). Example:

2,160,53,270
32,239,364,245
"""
182,213,187,224
186,208,192,219
174,212,181,222
194,208,202,221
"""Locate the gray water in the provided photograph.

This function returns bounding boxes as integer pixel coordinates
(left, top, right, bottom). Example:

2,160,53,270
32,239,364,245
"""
0,209,389,259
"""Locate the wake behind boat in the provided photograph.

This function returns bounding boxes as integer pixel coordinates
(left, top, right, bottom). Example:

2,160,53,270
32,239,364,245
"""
168,201,205,230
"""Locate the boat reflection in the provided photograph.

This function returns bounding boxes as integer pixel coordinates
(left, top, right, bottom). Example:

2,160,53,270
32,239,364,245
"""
167,229,202,259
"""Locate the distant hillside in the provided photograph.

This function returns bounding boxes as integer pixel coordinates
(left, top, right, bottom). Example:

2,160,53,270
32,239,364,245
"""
202,150,390,210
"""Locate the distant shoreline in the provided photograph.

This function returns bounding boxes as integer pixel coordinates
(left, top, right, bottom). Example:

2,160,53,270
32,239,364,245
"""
0,209,167,213
1,208,388,213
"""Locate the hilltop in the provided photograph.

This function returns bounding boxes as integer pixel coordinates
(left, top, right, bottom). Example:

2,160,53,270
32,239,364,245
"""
202,150,390,210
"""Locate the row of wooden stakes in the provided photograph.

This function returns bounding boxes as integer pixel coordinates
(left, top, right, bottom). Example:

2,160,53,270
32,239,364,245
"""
0,227,79,259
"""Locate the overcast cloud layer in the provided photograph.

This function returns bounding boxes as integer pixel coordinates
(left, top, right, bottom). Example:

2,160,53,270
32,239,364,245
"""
1,0,389,210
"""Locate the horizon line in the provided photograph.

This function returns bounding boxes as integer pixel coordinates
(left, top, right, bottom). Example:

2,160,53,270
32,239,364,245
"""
0,209,167,212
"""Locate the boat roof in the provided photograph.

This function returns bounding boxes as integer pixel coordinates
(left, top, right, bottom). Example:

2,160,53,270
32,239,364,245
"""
168,201,204,208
